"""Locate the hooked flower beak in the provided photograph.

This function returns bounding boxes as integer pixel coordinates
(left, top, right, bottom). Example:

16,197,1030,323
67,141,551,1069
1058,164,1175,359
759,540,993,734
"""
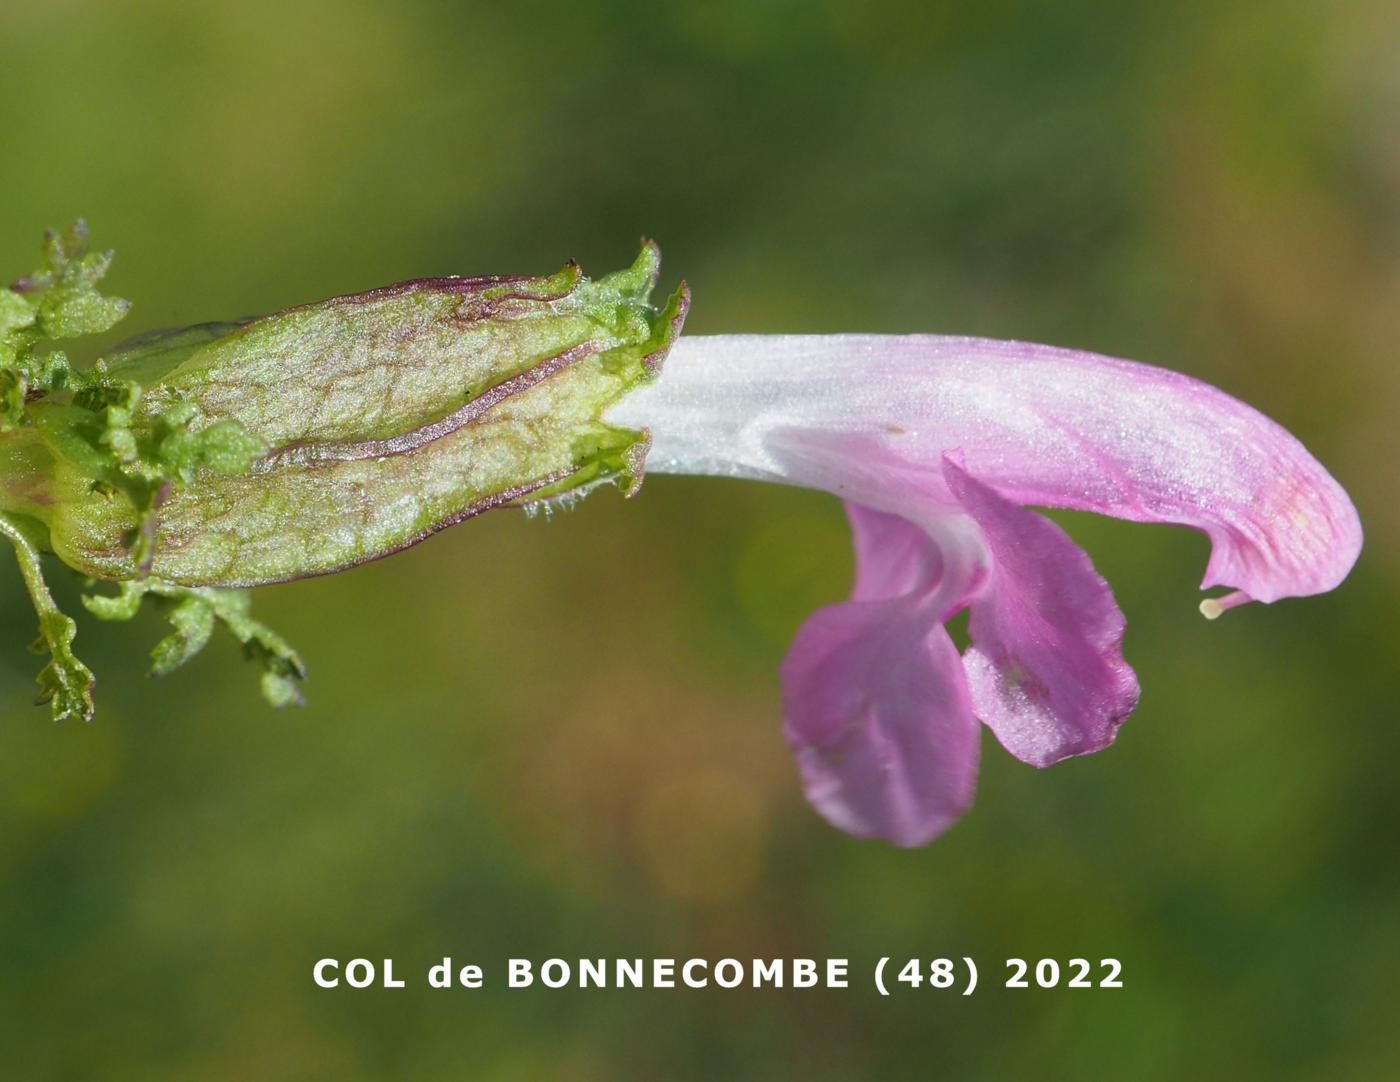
610,334,1362,846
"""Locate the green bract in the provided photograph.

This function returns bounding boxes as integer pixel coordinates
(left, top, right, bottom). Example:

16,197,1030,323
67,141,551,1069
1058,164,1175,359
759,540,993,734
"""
0,223,688,723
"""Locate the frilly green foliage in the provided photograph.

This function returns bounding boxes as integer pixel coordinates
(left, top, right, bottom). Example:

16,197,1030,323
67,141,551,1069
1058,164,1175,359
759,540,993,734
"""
0,222,686,723
83,580,306,709
0,221,130,424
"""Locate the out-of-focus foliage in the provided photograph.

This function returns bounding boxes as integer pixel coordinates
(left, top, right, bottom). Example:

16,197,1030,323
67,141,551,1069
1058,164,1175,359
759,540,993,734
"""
0,1,1395,1079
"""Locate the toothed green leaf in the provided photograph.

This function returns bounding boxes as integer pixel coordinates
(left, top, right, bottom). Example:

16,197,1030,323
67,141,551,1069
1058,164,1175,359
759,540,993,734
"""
0,511,95,723
29,222,131,340
32,608,95,724
2,220,130,430
84,578,305,706
149,597,216,675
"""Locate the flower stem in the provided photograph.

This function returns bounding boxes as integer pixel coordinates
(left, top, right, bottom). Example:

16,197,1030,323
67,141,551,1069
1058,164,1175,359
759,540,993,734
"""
0,510,94,722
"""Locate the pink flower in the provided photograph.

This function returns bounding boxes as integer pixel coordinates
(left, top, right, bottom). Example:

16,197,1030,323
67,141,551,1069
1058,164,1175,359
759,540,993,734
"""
609,335,1362,845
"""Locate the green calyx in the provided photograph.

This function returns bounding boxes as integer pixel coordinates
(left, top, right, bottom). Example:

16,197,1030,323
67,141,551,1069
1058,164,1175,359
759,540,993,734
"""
0,223,687,722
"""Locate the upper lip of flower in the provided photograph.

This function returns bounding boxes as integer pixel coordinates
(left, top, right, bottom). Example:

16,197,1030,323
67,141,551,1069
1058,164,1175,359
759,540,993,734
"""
609,332,1362,846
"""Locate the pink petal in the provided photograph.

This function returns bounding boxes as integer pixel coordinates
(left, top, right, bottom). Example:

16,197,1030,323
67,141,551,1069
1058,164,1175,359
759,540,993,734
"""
780,505,982,846
847,501,948,601
943,457,1140,767
781,604,979,847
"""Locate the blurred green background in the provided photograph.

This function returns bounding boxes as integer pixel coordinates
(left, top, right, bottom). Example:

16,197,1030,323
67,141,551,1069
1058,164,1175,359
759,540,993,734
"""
2,1,1396,1078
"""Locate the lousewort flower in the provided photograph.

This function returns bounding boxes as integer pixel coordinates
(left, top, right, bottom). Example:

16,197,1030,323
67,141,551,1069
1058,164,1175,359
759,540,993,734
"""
1,225,1360,846
608,336,1362,844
